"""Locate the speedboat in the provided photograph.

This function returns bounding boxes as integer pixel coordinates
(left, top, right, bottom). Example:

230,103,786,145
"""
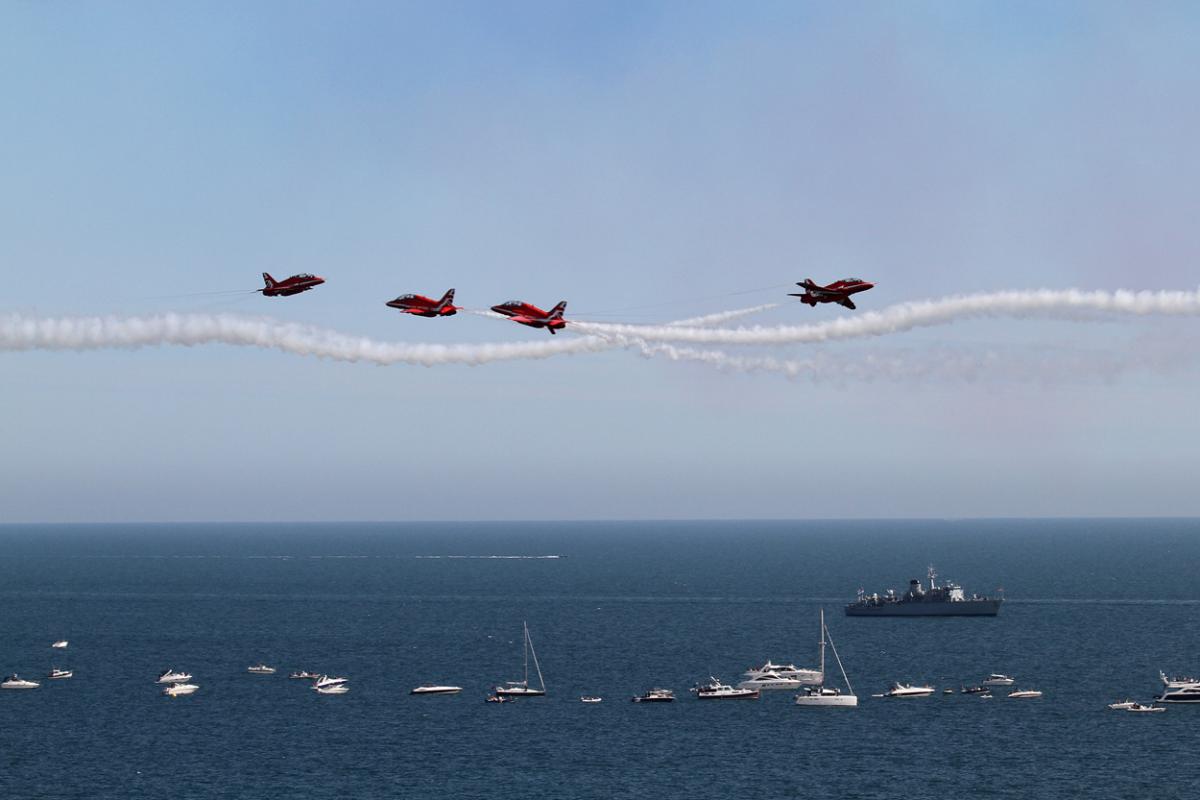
692,677,759,700
737,672,806,690
1107,699,1137,710
313,684,349,695
632,688,675,703
157,669,193,684
1008,689,1043,699
47,668,73,680
51,640,69,649
743,660,822,683
580,696,603,703
874,682,935,698
1,675,40,690
1126,703,1165,713
982,673,1015,686
289,671,320,680
163,683,199,697
247,664,276,675
313,675,349,688
410,685,463,695
1154,684,1200,704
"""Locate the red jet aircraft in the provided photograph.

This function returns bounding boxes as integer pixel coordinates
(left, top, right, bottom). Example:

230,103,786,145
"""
386,288,458,317
260,272,325,297
490,300,568,334
789,277,874,310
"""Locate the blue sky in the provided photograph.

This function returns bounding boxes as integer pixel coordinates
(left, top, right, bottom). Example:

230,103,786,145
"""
2,1,1199,522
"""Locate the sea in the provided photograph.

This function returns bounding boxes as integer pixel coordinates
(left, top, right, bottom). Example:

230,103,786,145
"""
0,519,1197,800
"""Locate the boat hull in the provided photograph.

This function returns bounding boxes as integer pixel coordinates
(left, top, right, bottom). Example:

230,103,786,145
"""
846,600,1002,616
494,688,545,697
794,695,858,707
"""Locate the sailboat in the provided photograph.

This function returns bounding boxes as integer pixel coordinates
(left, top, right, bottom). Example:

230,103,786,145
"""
794,609,858,707
493,621,546,697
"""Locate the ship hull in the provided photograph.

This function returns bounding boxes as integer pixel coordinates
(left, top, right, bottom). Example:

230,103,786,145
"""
845,600,1002,617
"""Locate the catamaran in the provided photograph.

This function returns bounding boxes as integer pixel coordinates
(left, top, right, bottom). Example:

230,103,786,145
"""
493,621,546,697
794,610,858,707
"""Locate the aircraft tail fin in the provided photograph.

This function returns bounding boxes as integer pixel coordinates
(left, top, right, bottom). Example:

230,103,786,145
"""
438,288,455,309
549,301,567,320
262,272,276,289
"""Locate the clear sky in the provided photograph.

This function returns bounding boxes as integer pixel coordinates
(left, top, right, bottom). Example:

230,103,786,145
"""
2,1,1199,522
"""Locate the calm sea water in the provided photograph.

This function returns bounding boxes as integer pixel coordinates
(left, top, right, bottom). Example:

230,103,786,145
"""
0,519,1197,799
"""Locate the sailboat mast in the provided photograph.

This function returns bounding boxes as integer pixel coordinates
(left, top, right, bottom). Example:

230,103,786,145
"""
527,623,546,692
819,608,826,684
522,620,530,687
826,623,854,697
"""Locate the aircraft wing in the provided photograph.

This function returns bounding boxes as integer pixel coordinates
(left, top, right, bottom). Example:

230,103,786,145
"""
838,298,857,310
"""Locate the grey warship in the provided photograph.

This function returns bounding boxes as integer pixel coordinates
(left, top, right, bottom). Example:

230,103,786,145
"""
846,566,1002,617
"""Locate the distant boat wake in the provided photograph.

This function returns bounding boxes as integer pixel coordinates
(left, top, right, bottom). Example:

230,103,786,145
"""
3,289,1199,379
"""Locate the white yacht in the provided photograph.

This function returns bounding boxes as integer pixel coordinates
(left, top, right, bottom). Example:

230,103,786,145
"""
1,675,40,690
247,664,276,675
1154,683,1200,704
632,688,675,703
47,668,73,680
163,683,199,697
794,610,858,707
982,673,1015,686
874,682,935,698
692,677,759,700
313,683,350,695
493,621,546,697
313,675,349,688
410,685,462,695
743,660,822,684
157,669,193,684
737,673,807,690
51,640,69,649
1007,689,1043,699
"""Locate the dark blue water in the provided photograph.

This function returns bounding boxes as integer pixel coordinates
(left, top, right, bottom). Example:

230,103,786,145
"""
1,519,1197,799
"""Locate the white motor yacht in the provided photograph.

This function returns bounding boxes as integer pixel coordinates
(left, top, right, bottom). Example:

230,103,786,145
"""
1,675,40,690
982,673,1016,686
313,675,349,688
693,678,760,700
737,673,807,690
874,682,935,698
313,683,350,695
1159,670,1199,689
1154,684,1200,704
247,664,276,675
47,668,73,680
163,683,199,697
1008,689,1043,699
157,669,193,684
794,610,858,707
51,640,69,649
632,688,675,703
743,660,822,684
410,685,462,695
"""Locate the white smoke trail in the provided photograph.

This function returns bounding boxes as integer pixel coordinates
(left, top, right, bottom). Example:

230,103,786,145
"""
665,303,779,327
0,313,609,366
572,289,1200,346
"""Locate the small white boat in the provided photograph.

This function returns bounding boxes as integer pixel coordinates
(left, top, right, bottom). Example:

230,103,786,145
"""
580,696,603,703
157,669,193,684
47,668,73,680
1126,703,1165,713
692,677,759,700
1107,699,1137,710
1008,689,1043,699
982,673,1016,686
289,671,320,680
51,640,69,649
313,684,350,695
163,683,199,697
1,674,40,690
313,674,349,688
874,682,935,698
247,664,276,675
794,611,858,707
410,685,462,695
632,688,675,703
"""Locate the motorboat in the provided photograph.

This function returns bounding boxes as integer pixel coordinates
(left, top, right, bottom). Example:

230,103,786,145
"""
1154,684,1200,704
289,671,320,680
1107,699,1137,710
313,675,349,688
632,688,675,703
1126,703,1165,713
874,682,935,698
737,673,807,690
247,664,276,675
157,669,193,684
580,696,603,703
410,685,463,695
51,640,69,649
942,688,954,695
313,684,349,695
1008,689,1043,699
1,675,40,690
493,621,546,697
982,673,1015,686
47,668,73,680
163,683,199,697
794,610,858,708
742,660,822,684
692,677,759,700
961,685,989,695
